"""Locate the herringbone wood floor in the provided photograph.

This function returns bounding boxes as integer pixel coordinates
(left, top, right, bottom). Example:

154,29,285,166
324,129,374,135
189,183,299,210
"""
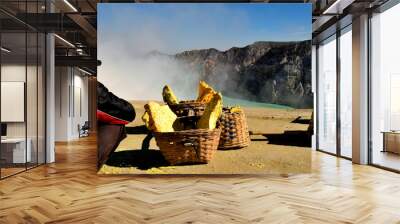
1,136,400,224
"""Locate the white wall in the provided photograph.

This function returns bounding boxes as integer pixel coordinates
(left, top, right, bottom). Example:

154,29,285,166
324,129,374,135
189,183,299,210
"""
1,82,25,122
1,65,37,138
55,67,89,141
1,65,26,138
1,63,46,164
72,73,89,138
55,67,69,141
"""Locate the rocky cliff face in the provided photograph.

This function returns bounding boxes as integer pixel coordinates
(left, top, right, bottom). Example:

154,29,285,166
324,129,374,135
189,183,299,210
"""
174,41,312,108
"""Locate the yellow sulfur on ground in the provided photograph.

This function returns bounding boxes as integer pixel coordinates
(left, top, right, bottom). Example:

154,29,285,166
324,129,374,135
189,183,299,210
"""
142,102,177,132
162,85,179,105
197,92,223,130
98,164,138,174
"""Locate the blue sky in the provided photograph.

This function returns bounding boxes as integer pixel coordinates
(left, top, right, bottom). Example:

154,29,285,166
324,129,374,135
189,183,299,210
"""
98,3,311,54
98,3,312,100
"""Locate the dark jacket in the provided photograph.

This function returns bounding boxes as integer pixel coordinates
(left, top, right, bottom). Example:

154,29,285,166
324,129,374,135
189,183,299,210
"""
97,81,136,123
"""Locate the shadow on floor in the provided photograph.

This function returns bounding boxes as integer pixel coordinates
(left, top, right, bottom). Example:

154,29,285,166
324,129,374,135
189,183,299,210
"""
251,130,311,147
125,125,154,151
125,125,149,134
291,116,311,125
103,125,165,170
106,149,169,170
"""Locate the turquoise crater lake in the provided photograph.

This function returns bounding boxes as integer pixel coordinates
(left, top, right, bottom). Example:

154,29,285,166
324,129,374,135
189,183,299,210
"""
223,96,293,110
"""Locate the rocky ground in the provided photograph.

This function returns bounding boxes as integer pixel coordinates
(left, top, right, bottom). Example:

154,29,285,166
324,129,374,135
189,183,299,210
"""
98,101,312,175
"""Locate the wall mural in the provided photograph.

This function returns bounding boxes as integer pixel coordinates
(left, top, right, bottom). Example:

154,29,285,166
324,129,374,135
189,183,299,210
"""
97,3,313,174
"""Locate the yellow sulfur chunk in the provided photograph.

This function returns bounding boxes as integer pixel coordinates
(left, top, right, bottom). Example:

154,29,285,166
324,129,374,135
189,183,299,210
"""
197,92,223,130
141,111,152,130
198,80,210,100
143,102,177,132
197,81,217,103
198,88,216,103
230,106,242,113
162,85,179,105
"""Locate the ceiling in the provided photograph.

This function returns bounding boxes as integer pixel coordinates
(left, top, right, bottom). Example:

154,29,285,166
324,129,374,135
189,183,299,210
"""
311,0,390,41
0,0,393,74
1,0,98,73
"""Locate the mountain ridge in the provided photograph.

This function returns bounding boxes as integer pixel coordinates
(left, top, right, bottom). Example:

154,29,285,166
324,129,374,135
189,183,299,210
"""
148,40,312,108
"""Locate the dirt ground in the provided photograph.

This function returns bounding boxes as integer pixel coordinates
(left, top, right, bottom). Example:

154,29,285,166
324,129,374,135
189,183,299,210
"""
98,101,312,174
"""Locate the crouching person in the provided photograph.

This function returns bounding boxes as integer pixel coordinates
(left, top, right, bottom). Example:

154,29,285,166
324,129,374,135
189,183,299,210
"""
97,81,135,168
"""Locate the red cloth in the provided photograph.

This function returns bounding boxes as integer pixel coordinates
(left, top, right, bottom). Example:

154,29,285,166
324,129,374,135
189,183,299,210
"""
97,110,130,125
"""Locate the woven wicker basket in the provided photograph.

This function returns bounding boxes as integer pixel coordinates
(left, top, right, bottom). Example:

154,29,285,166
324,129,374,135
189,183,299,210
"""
153,116,221,165
154,128,221,165
168,100,206,117
218,108,250,149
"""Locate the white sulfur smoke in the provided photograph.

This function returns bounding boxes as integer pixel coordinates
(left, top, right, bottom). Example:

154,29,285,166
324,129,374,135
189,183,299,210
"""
98,43,202,102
